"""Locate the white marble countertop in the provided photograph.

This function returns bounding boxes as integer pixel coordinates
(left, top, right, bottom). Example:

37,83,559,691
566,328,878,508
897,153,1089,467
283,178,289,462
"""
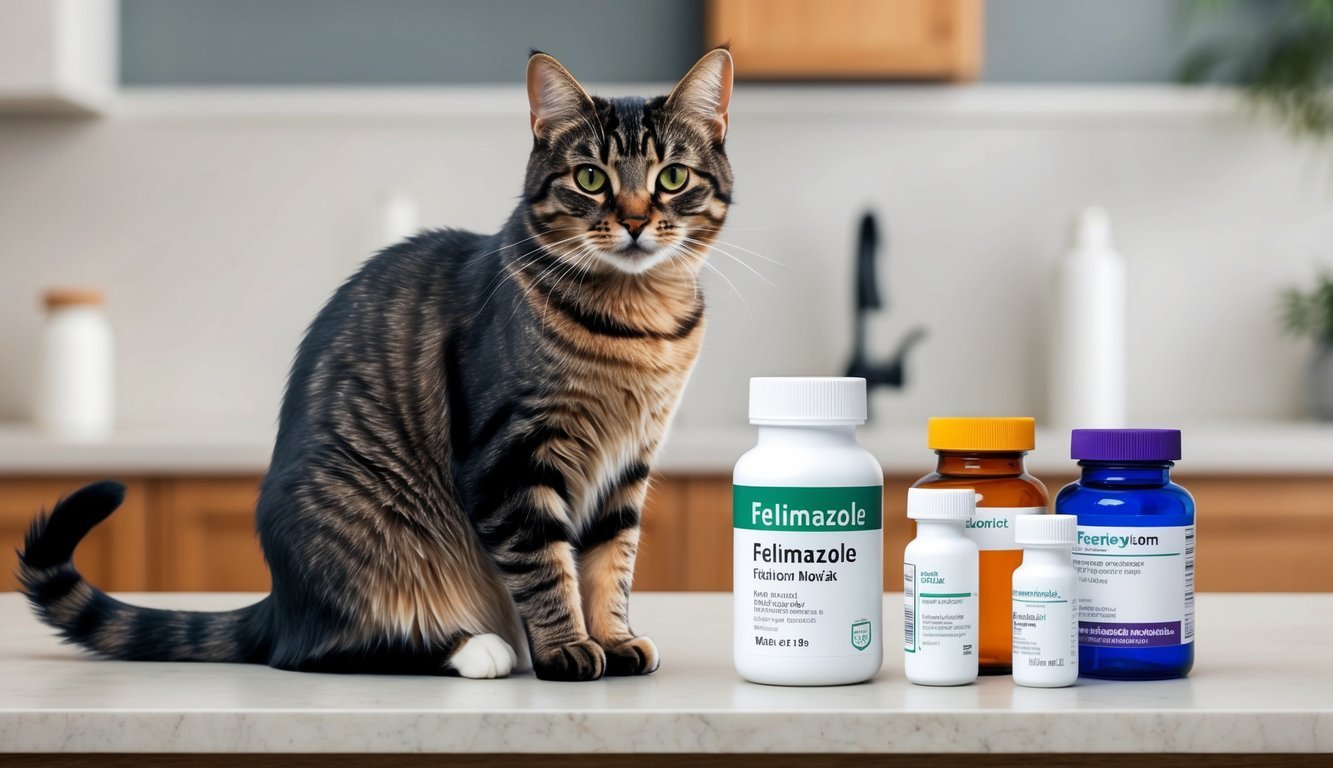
1,421,1331,476
664,421,1333,475
1,592,1330,754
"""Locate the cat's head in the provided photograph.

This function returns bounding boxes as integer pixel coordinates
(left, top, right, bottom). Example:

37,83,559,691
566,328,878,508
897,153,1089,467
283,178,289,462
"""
521,49,734,276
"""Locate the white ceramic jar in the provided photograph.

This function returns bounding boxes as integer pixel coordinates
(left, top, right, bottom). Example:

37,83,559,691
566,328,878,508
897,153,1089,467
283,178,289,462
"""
35,288,114,440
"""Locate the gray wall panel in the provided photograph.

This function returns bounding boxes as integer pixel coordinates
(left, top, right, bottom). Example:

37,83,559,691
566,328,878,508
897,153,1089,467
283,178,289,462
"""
121,0,707,84
119,0,1267,85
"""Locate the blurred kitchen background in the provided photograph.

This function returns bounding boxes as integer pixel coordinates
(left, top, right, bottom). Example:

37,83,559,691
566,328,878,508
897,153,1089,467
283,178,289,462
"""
0,0,1330,594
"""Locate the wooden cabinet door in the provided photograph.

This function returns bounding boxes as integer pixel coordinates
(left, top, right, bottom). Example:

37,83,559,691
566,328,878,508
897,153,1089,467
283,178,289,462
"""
634,476,688,591
1187,476,1333,592
707,0,982,80
683,477,735,590
153,476,270,591
0,477,150,591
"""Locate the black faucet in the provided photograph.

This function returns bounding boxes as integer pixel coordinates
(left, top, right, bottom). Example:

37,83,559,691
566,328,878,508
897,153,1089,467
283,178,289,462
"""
844,212,926,397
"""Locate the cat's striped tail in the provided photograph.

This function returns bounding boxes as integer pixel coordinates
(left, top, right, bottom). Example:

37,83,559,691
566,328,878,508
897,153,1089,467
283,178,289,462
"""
17,481,272,663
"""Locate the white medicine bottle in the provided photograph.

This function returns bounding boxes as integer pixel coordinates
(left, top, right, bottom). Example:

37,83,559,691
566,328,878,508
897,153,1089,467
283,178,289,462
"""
733,377,884,686
1011,513,1078,688
904,487,979,686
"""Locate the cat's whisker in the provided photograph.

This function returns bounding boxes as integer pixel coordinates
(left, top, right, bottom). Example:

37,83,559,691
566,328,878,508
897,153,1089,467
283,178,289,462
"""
548,245,601,326
469,261,535,321
572,245,600,304
464,227,581,265
468,232,592,320
662,242,703,303
685,234,788,269
507,241,598,329
680,243,752,319
502,231,589,270
544,242,596,295
679,237,783,293
690,226,775,235
536,244,599,327
477,232,588,291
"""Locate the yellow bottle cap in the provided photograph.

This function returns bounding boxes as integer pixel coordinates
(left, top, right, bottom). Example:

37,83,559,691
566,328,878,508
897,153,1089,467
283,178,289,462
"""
927,417,1036,452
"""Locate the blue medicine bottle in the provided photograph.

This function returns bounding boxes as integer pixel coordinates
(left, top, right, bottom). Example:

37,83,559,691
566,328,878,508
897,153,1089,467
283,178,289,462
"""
1056,429,1194,680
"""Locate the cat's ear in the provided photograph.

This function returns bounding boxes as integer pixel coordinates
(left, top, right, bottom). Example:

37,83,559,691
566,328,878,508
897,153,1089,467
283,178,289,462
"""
526,52,594,140
667,48,734,142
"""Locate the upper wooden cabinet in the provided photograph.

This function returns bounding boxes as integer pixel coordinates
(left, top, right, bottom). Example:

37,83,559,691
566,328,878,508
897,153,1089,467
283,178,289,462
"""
707,0,982,81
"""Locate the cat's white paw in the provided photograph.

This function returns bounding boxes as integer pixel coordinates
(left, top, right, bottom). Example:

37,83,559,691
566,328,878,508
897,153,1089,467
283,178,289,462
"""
449,633,517,679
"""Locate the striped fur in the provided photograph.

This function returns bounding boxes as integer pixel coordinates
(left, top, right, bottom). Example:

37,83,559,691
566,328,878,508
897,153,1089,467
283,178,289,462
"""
17,50,733,682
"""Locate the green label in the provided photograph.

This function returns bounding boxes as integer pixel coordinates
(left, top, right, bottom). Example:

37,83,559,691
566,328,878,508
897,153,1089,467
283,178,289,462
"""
733,485,883,532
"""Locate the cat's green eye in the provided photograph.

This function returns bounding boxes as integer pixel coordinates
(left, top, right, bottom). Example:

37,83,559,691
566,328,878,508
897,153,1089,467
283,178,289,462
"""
657,164,689,193
574,165,607,194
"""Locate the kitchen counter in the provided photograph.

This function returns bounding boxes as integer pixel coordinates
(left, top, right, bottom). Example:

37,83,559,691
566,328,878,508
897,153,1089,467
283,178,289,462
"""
665,421,1333,475
1,592,1330,759
1,421,1332,475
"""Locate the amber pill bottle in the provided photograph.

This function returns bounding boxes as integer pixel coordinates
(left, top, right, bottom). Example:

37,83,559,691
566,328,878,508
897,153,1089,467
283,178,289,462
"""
911,417,1050,675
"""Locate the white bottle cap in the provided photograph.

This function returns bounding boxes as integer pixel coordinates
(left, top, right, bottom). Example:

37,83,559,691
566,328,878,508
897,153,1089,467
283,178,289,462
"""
748,377,867,425
906,488,976,521
1072,205,1112,250
381,190,420,247
1015,514,1076,547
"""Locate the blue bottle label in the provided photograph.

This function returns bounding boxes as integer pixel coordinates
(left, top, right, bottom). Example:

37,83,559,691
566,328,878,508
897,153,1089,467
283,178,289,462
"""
1073,524,1195,647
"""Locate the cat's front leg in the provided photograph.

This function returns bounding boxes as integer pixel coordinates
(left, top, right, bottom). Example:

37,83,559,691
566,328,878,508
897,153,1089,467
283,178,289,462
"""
578,462,659,676
479,486,605,682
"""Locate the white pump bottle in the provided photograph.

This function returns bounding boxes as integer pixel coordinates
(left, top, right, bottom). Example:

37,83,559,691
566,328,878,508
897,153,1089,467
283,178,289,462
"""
1049,207,1127,429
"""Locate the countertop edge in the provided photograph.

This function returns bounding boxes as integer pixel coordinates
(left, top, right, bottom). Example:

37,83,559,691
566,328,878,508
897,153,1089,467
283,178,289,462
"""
0,710,1329,754
4,594,1331,755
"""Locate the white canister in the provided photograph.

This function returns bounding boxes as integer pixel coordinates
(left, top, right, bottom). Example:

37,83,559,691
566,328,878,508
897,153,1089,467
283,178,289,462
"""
35,288,115,440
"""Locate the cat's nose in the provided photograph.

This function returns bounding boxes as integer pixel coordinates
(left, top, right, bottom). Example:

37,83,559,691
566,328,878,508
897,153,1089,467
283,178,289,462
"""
620,216,648,240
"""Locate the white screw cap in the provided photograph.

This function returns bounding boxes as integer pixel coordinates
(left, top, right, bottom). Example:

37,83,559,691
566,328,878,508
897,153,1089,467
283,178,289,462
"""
906,488,976,521
1015,514,1076,547
748,377,867,425
1072,205,1113,250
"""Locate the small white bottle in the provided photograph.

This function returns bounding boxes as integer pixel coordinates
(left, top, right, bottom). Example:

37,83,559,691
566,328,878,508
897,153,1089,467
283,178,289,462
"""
35,288,115,441
380,190,419,247
733,377,884,686
1011,514,1079,688
1049,206,1127,428
904,488,979,686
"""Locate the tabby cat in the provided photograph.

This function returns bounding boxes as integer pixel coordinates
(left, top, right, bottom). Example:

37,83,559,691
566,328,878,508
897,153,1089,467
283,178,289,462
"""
18,49,733,682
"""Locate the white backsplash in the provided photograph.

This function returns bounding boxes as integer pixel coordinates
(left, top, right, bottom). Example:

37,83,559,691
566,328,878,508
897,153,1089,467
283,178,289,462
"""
0,86,1326,432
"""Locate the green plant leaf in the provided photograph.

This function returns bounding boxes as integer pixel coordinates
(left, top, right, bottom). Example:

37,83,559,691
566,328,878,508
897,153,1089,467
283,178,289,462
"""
1184,0,1333,141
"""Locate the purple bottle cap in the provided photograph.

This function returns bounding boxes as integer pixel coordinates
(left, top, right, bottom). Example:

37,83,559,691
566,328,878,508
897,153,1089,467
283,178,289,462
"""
1070,429,1182,462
